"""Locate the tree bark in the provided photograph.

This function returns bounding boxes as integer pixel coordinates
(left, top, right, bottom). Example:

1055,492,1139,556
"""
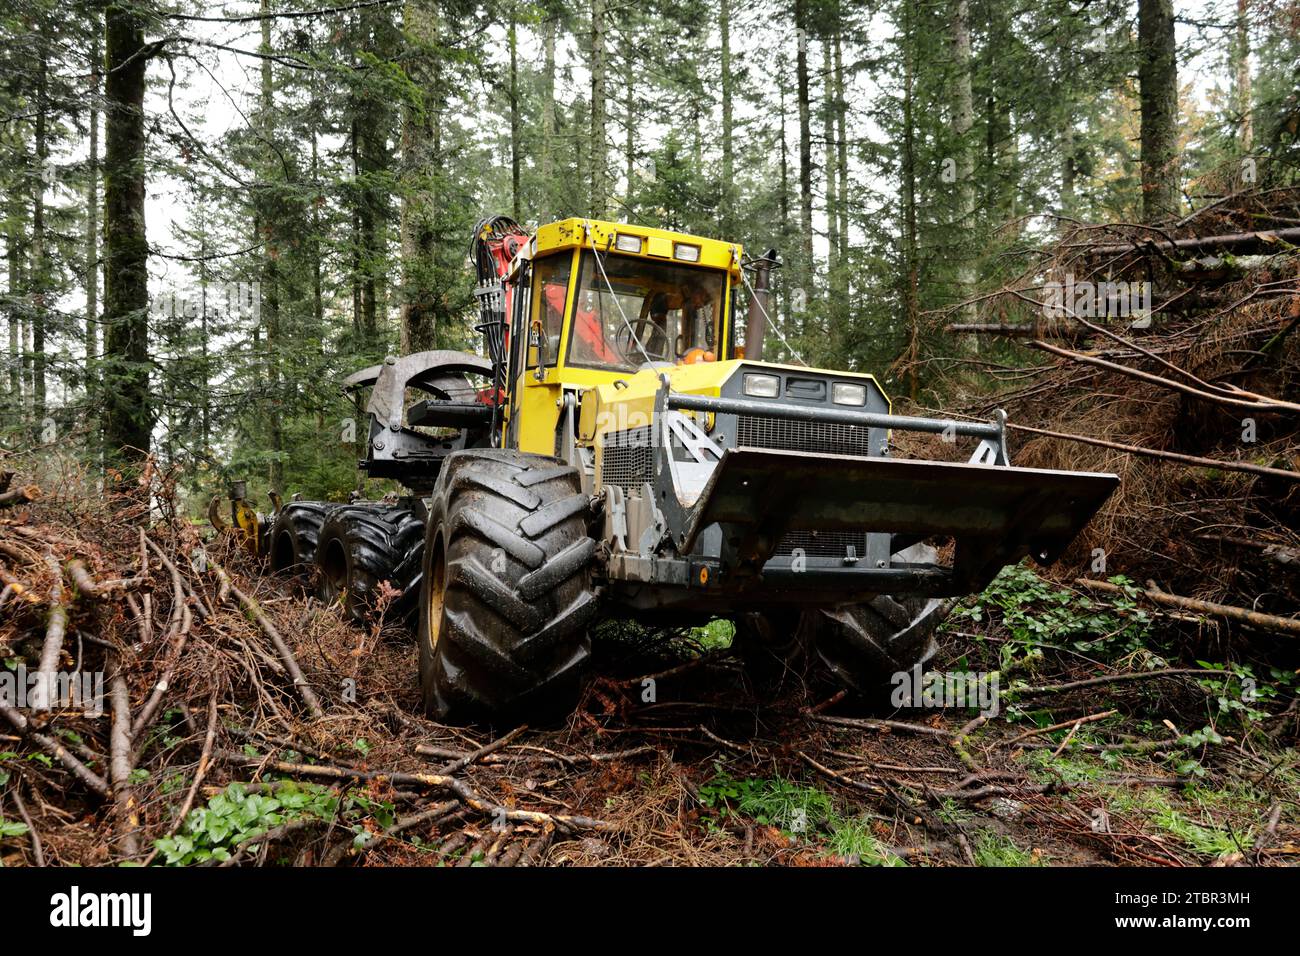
86,21,101,397
260,0,284,494
400,0,440,352
5,124,22,408
541,9,556,217
822,40,838,276
720,0,734,234
901,0,920,402
1138,0,1180,222
102,2,152,463
509,3,521,220
794,0,813,303
32,51,48,422
1232,0,1252,150
833,29,848,265
590,0,607,216
950,0,975,323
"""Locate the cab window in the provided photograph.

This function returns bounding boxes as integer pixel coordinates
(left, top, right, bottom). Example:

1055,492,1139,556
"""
529,253,572,369
567,251,725,371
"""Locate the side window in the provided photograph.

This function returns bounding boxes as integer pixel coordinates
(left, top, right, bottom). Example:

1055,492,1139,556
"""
529,254,572,369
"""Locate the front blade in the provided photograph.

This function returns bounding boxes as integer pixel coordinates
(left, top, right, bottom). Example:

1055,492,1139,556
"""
682,448,1118,586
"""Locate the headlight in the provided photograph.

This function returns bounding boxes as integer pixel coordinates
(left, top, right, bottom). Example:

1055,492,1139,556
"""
832,382,867,406
614,234,643,254
673,243,701,262
743,373,781,398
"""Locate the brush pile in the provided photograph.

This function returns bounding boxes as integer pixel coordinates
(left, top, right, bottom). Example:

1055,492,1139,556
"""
933,181,1300,649
0,460,623,866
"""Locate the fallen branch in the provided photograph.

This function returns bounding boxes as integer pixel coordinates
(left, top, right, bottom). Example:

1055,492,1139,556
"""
66,560,148,599
1031,339,1300,414
1015,667,1228,697
31,553,68,710
1002,709,1117,747
109,660,140,859
210,562,324,718
215,751,614,832
806,713,952,738
1075,578,1300,637
321,800,461,866
0,484,40,509
1082,225,1300,257
0,704,109,796
1008,422,1300,483
420,724,528,775
10,784,44,866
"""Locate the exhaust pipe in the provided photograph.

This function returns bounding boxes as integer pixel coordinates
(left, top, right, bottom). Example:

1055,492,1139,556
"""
743,249,779,361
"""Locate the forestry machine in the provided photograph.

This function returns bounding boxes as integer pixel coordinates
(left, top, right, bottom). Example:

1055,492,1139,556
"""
267,215,1118,721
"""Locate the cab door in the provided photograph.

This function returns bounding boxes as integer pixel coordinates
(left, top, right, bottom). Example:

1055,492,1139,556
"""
505,250,576,453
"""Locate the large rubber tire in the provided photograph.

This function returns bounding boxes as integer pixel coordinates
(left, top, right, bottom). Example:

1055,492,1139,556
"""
419,449,599,722
809,594,947,697
315,504,421,625
735,544,949,702
269,502,335,577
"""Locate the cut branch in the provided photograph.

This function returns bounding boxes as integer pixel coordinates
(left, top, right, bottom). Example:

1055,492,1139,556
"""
1075,578,1300,637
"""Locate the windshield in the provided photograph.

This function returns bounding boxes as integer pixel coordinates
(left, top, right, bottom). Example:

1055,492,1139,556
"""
567,251,725,371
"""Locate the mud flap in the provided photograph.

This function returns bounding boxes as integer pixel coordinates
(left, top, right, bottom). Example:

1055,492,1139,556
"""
667,447,1118,592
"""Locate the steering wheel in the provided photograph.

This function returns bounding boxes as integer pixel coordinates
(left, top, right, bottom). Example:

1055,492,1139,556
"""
619,323,664,360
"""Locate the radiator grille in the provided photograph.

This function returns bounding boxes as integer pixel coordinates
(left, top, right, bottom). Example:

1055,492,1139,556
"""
600,427,653,492
736,415,874,457
776,530,870,559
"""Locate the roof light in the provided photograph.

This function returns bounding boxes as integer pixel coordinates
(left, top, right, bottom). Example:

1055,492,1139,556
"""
615,234,643,254
674,243,701,262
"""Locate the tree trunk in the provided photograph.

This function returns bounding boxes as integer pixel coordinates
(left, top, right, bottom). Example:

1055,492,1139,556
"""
720,0,734,235
5,124,23,409
624,17,634,215
86,22,100,397
1232,0,1252,150
541,9,556,216
400,0,440,353
950,0,975,322
1138,0,1179,222
794,0,813,301
102,2,152,463
822,40,838,276
32,51,48,423
901,0,920,402
260,0,283,494
590,0,607,216
833,30,848,264
508,4,521,221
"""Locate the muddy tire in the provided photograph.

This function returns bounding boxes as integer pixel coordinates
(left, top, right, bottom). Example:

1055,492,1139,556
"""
736,544,949,701
809,544,948,697
269,502,335,577
419,449,598,722
808,595,947,697
315,505,419,625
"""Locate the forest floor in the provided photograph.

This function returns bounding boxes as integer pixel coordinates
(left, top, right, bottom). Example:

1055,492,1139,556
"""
1,470,1297,867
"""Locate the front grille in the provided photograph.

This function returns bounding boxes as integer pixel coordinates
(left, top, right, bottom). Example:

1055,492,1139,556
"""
736,415,873,457
600,427,653,492
776,530,870,559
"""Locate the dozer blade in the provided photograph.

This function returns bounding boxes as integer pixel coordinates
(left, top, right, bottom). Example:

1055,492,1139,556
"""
679,448,1118,593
